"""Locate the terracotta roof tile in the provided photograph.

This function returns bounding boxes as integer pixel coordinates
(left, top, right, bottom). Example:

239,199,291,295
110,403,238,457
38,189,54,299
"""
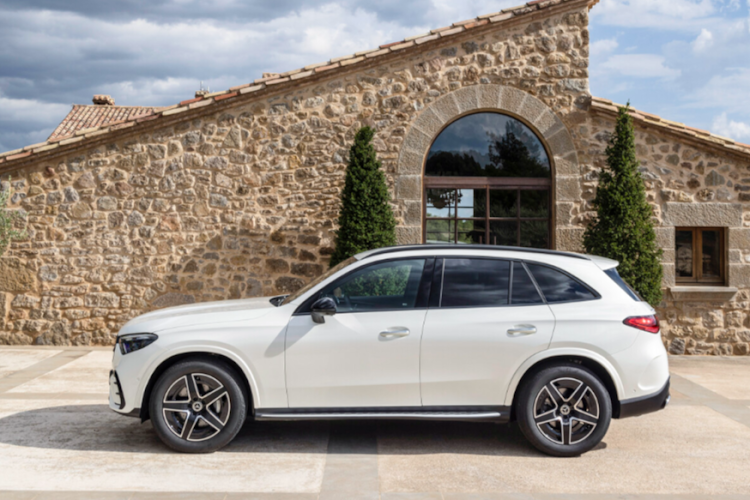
0,0,608,168
47,104,161,142
591,99,750,158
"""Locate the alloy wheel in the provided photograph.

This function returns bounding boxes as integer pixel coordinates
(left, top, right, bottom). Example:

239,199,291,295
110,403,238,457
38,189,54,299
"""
533,377,600,446
162,373,232,442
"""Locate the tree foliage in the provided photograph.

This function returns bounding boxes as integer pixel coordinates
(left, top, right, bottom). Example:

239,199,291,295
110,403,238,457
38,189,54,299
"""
0,178,26,257
583,105,663,306
329,127,397,267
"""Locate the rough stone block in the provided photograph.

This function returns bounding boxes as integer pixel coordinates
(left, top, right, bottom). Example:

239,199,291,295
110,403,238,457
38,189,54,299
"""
453,86,479,114
432,93,461,122
662,264,675,287
402,128,432,160
396,225,421,245
555,227,584,252
519,95,548,125
556,176,582,201
0,258,38,293
546,128,576,156
477,84,502,110
152,293,196,309
404,200,422,226
534,109,563,138
728,228,750,250
413,107,446,138
662,203,742,227
654,227,675,249
397,147,426,175
554,156,579,176
396,176,422,200
556,202,575,225
499,86,527,115
728,264,750,288
0,292,8,323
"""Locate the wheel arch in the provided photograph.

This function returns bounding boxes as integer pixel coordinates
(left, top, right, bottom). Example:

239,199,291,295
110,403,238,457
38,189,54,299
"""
505,350,624,420
138,349,257,422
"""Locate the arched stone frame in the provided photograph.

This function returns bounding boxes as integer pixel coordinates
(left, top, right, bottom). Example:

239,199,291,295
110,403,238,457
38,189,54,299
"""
395,84,581,251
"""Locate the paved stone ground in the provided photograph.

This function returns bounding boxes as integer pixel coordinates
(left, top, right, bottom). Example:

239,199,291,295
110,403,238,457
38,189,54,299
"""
1,347,750,499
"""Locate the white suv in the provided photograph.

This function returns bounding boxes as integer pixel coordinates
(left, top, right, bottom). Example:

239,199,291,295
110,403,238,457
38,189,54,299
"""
109,245,670,457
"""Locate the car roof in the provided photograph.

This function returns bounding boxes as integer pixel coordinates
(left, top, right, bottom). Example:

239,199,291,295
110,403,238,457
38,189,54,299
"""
355,245,619,270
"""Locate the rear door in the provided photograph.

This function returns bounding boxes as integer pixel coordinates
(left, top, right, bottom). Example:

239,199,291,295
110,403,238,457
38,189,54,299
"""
420,259,556,406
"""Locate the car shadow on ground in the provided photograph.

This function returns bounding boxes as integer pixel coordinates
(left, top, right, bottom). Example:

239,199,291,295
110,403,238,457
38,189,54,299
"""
0,404,605,457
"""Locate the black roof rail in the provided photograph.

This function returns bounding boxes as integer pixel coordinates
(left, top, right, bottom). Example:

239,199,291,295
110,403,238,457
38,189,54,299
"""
359,244,590,261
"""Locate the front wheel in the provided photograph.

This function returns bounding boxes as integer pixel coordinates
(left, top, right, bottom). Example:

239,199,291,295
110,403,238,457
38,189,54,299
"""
517,363,612,457
149,358,248,453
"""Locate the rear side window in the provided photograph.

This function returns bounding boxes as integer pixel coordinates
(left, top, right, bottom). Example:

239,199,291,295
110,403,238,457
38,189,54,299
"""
511,262,544,305
526,264,597,303
604,268,642,301
441,258,510,308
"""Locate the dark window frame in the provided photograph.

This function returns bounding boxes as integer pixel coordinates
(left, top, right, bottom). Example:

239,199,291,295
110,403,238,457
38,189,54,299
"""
675,227,726,285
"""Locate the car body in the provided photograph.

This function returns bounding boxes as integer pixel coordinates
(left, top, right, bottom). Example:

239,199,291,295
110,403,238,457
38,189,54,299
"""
109,245,670,456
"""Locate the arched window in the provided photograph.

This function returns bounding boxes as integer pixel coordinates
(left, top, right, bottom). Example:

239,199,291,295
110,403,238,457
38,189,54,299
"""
424,112,552,248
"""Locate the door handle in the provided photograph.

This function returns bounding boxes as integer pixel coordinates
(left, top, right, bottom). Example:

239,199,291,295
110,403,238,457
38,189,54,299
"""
507,325,537,337
379,327,410,339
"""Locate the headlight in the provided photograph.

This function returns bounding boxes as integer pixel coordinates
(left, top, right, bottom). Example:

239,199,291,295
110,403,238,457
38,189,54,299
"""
118,333,158,355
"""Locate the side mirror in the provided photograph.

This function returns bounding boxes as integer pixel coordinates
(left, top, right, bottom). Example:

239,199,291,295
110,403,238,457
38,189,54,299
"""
311,297,337,324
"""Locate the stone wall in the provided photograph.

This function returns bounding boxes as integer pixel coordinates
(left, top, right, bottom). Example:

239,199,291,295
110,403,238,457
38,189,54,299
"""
0,4,592,345
570,111,750,355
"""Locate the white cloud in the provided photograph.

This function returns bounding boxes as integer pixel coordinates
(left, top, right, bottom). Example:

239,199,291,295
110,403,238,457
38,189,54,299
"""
590,38,619,57
592,0,718,30
600,54,682,79
692,28,714,52
712,112,750,140
685,67,750,109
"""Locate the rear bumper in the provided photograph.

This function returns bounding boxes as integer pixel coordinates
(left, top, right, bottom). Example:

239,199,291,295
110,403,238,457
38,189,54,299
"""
618,378,670,419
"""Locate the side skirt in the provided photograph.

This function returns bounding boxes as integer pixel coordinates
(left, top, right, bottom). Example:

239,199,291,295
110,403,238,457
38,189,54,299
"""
255,406,511,423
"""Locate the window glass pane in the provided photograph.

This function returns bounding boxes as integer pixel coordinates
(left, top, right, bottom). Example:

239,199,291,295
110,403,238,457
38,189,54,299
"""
426,189,455,218
604,268,642,302
426,219,454,244
320,259,425,312
526,264,596,303
701,230,721,278
425,113,551,178
676,230,694,278
520,190,549,218
457,220,486,244
490,190,517,218
511,262,544,305
490,221,517,246
456,189,486,218
442,259,510,307
520,220,549,249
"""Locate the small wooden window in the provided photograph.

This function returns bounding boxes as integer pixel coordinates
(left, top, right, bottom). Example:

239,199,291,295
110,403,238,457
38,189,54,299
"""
675,228,725,285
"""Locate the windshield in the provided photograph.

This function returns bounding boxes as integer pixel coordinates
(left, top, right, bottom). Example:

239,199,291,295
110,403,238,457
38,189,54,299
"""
281,256,358,305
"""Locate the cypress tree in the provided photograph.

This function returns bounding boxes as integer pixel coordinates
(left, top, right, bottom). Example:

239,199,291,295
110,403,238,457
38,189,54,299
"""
329,126,397,267
583,104,663,306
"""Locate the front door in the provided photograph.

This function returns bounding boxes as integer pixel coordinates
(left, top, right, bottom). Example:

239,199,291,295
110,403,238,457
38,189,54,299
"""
285,258,428,409
420,259,555,406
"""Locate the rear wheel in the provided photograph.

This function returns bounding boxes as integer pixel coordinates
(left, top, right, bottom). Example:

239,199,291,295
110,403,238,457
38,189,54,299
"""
149,358,247,453
517,363,612,457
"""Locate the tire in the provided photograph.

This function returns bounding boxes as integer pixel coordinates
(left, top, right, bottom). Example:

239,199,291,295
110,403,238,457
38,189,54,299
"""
516,363,612,457
149,358,248,453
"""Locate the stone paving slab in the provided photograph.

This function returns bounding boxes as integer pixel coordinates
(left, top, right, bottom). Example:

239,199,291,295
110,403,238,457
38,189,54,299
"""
1,349,750,498
0,349,62,379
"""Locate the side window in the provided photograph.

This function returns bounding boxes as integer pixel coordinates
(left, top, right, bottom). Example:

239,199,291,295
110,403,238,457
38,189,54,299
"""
526,263,597,303
318,259,425,313
441,258,510,308
511,262,544,305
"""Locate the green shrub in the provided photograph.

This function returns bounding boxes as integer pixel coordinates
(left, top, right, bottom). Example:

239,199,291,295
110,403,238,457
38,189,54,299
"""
329,127,397,267
583,104,663,306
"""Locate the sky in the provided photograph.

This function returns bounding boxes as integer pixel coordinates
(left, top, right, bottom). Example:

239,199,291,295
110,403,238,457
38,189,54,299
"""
0,0,749,153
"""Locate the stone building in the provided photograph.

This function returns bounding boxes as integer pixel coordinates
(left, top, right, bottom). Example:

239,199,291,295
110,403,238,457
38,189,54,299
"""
0,0,749,354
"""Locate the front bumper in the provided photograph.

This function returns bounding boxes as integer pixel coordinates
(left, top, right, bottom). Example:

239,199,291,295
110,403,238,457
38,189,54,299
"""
618,378,670,419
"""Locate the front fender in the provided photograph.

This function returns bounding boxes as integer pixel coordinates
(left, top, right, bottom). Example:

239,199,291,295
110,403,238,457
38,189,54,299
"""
502,347,625,407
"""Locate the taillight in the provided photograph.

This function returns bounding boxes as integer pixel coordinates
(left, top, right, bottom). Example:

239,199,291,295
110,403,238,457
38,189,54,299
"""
623,315,660,334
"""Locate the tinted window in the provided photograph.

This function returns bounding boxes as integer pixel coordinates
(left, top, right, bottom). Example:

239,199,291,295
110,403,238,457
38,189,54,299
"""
604,268,642,302
318,259,425,313
526,264,596,303
441,259,510,308
511,262,544,305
